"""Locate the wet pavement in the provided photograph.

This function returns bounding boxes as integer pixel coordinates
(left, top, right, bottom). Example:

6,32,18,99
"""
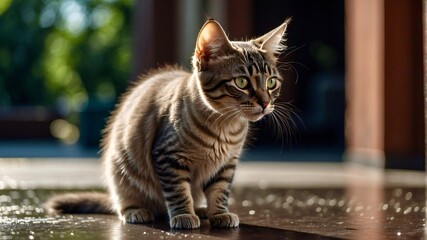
0,159,426,239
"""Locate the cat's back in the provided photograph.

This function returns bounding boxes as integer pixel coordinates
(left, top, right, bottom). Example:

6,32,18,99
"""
127,66,190,105
115,66,190,118
103,66,190,147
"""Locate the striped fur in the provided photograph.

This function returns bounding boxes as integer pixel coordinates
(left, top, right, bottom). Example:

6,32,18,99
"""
45,19,291,229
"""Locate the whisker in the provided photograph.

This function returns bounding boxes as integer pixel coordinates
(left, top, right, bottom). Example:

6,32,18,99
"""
280,44,306,59
205,105,236,124
212,107,240,127
276,102,305,131
277,62,300,84
281,61,309,70
262,101,304,148
216,111,241,130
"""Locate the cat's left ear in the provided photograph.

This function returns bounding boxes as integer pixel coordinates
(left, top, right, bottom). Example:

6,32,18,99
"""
194,20,234,70
254,18,291,58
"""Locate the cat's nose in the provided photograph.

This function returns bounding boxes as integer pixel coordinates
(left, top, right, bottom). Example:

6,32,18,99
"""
256,90,270,110
260,101,269,109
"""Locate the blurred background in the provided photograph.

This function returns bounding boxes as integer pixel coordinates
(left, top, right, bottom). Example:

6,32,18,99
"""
0,0,422,168
0,0,132,157
0,0,345,161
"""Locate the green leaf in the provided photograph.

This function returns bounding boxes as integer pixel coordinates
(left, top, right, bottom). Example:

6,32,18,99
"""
0,0,12,16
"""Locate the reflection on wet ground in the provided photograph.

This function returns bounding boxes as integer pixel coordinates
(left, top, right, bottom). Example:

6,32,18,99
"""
1,161,426,239
0,185,425,240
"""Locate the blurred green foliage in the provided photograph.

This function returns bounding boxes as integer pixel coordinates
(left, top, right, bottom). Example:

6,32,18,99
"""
0,0,132,112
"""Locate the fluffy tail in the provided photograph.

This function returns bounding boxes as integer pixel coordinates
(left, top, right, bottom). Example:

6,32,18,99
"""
45,192,113,215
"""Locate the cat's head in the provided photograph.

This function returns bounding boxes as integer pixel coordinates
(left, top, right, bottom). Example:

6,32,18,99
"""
193,18,291,122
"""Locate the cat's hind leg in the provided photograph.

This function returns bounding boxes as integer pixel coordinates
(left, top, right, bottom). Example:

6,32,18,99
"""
122,208,154,224
112,181,163,224
117,194,157,224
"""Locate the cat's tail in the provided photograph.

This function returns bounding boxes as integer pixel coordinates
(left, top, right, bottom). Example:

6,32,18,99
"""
45,192,113,215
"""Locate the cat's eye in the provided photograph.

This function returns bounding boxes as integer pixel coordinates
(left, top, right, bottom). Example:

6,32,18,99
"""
234,76,249,89
267,77,277,89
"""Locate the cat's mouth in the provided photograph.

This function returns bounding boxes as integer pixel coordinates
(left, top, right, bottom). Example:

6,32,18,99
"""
242,108,272,121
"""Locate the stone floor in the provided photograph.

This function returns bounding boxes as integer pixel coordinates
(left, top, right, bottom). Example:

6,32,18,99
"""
0,158,426,239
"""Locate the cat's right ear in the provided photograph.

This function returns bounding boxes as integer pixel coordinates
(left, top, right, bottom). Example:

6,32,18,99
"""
195,20,233,70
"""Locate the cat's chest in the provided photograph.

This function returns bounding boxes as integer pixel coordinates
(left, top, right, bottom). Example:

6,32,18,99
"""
180,123,248,162
209,131,244,160
192,139,242,184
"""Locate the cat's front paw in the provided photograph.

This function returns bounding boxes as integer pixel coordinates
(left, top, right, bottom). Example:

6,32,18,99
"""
170,214,200,229
209,213,239,228
122,208,154,224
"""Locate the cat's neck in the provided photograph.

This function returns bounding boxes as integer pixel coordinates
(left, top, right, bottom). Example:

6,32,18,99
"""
187,73,247,131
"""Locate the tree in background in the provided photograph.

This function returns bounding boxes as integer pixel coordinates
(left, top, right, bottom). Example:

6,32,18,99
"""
0,0,132,144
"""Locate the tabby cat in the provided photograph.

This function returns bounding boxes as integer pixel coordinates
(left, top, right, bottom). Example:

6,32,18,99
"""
46,18,291,229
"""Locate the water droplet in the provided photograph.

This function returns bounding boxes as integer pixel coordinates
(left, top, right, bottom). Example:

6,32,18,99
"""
306,197,315,206
282,202,289,209
10,191,20,199
394,188,403,197
403,207,411,214
382,204,389,211
355,206,364,212
296,201,306,208
242,200,252,207
405,192,412,201
266,194,276,203
394,202,401,209
249,210,255,215
397,232,401,236
0,195,12,203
